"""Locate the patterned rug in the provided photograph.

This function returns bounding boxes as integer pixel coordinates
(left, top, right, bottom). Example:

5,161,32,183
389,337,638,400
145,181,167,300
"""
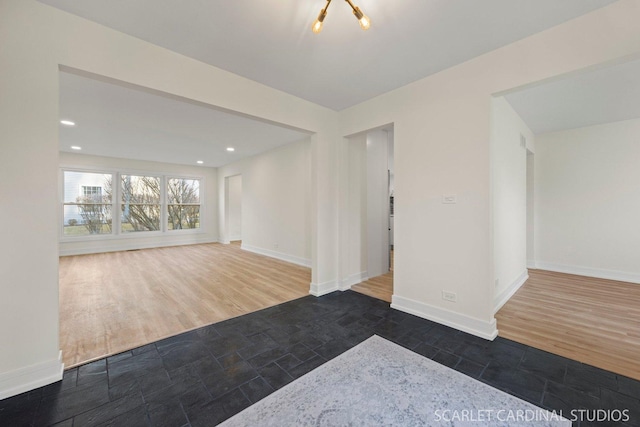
220,335,570,426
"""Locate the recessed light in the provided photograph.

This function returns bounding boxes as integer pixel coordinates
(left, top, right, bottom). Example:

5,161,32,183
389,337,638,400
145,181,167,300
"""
60,120,76,126
197,160,204,164
226,147,235,152
70,146,82,150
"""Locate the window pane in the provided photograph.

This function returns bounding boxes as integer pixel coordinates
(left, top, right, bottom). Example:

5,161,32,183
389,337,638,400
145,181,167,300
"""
168,205,200,230
63,171,113,236
167,178,201,231
121,204,160,232
167,178,200,204
121,175,161,233
63,204,112,236
63,171,112,203
82,186,102,197
121,175,160,204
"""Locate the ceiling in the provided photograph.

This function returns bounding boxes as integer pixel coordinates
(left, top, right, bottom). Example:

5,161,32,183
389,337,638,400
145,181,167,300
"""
40,0,617,111
59,71,311,167
505,58,640,134
50,1,623,166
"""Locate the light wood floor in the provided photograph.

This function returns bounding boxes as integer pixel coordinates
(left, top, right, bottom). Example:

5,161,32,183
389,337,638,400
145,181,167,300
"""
352,272,393,303
351,249,394,303
496,269,640,381
59,242,311,368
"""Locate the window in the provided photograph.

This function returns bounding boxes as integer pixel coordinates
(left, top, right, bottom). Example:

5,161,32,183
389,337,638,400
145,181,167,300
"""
167,178,201,230
121,175,161,233
82,186,102,198
63,170,203,238
63,171,113,236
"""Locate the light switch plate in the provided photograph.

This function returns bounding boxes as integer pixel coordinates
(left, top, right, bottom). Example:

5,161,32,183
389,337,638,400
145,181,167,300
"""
442,291,457,302
442,194,457,204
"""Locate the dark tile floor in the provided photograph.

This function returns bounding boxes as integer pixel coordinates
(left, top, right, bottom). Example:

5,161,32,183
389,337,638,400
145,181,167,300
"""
1,291,639,426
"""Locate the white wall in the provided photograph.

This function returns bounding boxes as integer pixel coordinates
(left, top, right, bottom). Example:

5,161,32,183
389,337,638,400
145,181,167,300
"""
526,153,535,267
0,0,337,399
491,97,535,313
535,118,640,283
337,0,640,339
338,135,368,289
218,139,312,267
227,175,242,241
366,130,390,278
59,152,218,255
389,133,395,247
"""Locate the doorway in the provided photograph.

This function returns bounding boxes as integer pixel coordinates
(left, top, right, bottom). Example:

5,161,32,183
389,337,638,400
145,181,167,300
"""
349,126,395,302
526,150,534,268
225,174,243,243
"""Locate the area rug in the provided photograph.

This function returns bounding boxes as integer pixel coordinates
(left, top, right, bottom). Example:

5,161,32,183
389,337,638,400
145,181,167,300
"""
220,335,570,426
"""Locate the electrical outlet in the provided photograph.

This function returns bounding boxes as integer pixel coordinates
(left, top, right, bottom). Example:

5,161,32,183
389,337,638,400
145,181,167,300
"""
442,291,457,302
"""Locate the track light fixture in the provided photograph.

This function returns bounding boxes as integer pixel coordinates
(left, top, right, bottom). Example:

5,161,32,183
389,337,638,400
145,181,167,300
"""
312,0,371,34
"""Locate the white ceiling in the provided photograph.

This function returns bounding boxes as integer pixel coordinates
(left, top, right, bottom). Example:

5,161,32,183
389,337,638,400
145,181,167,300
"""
505,58,640,134
59,71,311,167
40,0,617,111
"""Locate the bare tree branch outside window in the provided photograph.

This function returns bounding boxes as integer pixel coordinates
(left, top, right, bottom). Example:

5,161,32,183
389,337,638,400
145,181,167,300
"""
121,175,161,232
64,172,201,235
76,176,112,234
167,178,200,230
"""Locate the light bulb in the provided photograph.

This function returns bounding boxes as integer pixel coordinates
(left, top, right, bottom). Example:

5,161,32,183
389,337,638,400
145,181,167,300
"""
352,7,370,31
312,19,324,34
358,14,371,31
312,7,328,34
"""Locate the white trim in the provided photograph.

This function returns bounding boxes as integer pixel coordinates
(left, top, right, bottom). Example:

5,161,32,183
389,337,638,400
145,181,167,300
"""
60,229,166,243
309,280,339,296
0,351,64,400
59,235,218,256
535,262,640,285
494,270,529,314
527,259,537,269
339,271,368,291
241,243,312,268
228,235,242,242
391,295,498,340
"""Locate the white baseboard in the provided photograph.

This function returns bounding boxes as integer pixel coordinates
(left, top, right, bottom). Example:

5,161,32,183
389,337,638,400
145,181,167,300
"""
339,271,368,291
0,351,64,400
60,235,219,256
310,280,339,296
494,270,529,314
241,244,312,268
391,295,498,340
228,235,242,242
536,261,640,285
527,260,537,269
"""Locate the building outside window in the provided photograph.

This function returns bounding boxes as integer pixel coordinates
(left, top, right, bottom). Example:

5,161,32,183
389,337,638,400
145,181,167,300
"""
63,171,112,236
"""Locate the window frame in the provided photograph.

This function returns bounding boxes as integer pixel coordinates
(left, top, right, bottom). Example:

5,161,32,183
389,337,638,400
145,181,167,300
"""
60,167,205,241
120,173,163,234
61,169,115,238
166,177,202,232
